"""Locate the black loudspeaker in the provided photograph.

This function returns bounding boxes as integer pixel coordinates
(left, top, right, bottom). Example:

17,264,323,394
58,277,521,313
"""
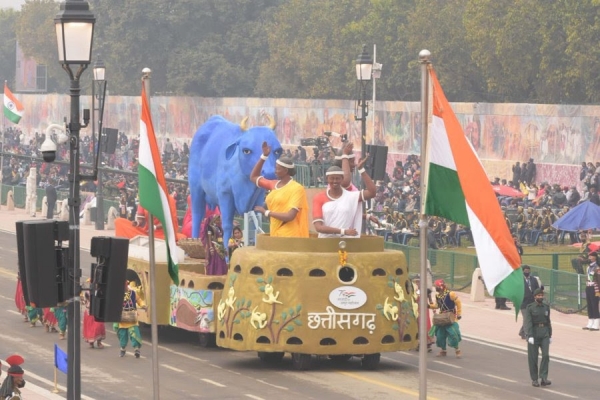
55,247,71,303
90,236,129,322
15,221,30,305
102,128,119,155
365,145,388,181
22,221,59,308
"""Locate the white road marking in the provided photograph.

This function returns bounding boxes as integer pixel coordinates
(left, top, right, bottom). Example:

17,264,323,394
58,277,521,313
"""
542,389,577,398
0,294,12,301
464,337,600,372
433,360,462,369
162,364,184,373
201,378,226,388
7,310,21,316
256,379,289,390
485,374,517,383
104,330,209,362
245,395,265,400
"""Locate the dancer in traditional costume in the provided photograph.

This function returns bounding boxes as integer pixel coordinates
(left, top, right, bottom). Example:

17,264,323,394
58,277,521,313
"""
82,281,106,348
116,282,144,358
429,279,463,358
52,304,68,340
26,306,43,328
43,308,58,333
14,275,27,322
200,214,228,275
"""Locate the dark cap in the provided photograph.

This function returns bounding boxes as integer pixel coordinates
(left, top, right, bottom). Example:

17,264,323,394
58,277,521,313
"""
534,288,544,296
522,265,530,270
590,251,598,257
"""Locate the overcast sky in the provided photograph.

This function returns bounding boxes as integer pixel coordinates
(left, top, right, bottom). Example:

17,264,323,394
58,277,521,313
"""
0,0,26,10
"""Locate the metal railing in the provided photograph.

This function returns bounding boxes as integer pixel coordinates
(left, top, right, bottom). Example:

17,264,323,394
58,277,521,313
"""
384,241,587,314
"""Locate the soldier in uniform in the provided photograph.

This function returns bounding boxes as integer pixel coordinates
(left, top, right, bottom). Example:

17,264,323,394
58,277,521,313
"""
524,288,552,387
529,209,543,246
0,355,25,399
520,207,535,243
515,206,526,240
502,208,512,233
540,207,557,244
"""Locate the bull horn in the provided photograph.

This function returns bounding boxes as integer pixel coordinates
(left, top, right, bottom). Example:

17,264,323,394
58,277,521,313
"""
240,116,249,131
266,114,276,130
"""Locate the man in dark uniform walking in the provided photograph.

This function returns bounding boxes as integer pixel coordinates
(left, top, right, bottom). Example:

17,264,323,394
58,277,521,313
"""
519,265,542,339
525,288,552,387
45,179,58,219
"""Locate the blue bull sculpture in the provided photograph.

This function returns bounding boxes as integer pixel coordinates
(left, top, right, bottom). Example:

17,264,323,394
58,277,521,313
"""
188,115,282,254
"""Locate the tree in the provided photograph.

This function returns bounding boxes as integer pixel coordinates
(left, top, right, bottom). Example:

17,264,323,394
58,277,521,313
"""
0,9,18,86
256,0,371,99
14,0,64,92
405,0,487,102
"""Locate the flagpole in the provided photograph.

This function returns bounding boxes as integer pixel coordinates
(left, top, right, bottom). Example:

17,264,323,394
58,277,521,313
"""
53,367,59,393
142,67,161,400
1,81,7,201
372,44,376,144
418,49,431,400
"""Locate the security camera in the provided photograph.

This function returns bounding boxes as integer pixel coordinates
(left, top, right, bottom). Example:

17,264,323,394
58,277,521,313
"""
40,123,67,163
40,136,57,162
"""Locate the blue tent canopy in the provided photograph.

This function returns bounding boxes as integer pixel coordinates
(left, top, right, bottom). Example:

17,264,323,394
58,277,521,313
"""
552,200,600,231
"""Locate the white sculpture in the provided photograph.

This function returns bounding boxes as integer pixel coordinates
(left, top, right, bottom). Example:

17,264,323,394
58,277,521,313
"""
59,199,69,221
106,206,118,230
7,190,15,210
25,167,37,217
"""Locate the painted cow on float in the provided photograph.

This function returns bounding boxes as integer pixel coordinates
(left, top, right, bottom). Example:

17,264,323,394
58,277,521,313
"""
188,115,282,252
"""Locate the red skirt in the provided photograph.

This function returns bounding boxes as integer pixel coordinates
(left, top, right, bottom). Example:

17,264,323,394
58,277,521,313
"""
15,279,26,315
43,308,58,327
83,310,106,342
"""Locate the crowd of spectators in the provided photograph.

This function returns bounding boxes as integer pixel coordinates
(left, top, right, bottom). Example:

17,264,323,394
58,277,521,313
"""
361,156,599,253
0,127,189,220
2,126,597,246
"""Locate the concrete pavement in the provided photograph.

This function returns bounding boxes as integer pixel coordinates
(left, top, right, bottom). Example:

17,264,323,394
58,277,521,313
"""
0,207,596,399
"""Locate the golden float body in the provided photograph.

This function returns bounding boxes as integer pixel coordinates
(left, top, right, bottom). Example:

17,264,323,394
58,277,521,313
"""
217,235,418,355
127,256,225,334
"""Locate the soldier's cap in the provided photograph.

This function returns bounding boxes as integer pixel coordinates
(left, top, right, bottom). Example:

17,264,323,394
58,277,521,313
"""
522,264,530,270
590,251,598,257
534,288,544,296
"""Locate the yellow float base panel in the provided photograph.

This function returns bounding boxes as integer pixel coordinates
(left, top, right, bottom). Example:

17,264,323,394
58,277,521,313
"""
217,235,418,355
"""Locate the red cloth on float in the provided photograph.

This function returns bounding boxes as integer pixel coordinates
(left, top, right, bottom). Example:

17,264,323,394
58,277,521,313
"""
115,201,187,240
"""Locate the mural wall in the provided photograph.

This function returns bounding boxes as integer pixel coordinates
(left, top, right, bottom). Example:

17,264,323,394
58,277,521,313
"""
9,94,597,186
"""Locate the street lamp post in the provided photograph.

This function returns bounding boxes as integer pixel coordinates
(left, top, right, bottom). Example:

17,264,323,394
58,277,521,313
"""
355,45,373,233
93,58,106,230
355,45,373,164
54,1,95,399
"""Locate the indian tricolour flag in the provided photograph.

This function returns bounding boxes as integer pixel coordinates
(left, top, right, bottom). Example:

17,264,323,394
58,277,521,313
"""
138,84,179,284
4,82,24,124
423,67,523,313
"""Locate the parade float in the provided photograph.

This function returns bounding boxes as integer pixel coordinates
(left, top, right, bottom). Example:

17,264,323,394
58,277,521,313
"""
125,236,225,347
124,230,419,369
217,234,418,370
125,115,418,368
